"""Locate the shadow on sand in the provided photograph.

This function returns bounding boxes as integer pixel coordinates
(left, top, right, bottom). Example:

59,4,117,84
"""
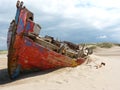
0,68,58,85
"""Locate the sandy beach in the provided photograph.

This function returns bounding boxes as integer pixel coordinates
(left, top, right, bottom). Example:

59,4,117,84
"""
0,46,120,90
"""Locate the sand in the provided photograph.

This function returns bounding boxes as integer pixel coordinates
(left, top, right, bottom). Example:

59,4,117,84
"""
0,46,120,90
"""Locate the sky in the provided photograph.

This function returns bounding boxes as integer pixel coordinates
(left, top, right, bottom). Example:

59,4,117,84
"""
0,0,120,50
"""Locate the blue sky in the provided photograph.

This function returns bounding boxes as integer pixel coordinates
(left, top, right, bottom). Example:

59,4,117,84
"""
0,0,120,50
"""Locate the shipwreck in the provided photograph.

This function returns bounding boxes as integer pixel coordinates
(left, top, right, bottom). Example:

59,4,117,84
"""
7,1,93,79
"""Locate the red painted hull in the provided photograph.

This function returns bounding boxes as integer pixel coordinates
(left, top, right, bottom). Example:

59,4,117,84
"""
8,34,85,79
15,35,85,70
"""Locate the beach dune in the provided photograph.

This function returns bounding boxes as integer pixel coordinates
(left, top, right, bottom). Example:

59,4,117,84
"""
0,46,120,90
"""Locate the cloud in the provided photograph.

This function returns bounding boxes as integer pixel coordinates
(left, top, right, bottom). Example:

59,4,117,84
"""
97,35,107,39
0,36,7,50
0,36,6,40
0,0,120,50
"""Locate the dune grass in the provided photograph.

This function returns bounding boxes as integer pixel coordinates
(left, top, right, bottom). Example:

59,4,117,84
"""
0,50,8,54
114,43,120,47
84,42,115,50
96,42,113,48
89,45,97,49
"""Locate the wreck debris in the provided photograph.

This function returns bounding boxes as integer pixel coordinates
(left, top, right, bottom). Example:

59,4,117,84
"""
94,62,106,69
7,0,93,79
